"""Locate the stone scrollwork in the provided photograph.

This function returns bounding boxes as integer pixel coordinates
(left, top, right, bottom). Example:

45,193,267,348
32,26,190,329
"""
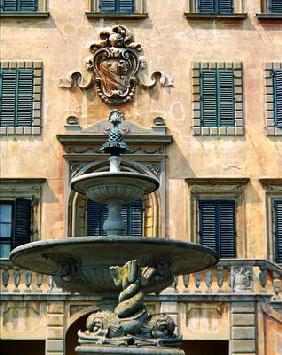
59,25,173,105
78,259,180,348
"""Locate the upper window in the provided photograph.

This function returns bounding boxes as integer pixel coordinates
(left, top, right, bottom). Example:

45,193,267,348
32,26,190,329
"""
192,62,243,136
99,0,134,13
197,0,233,14
273,200,282,264
0,199,32,258
0,62,42,135
87,200,143,237
199,199,236,258
1,0,38,12
269,0,282,13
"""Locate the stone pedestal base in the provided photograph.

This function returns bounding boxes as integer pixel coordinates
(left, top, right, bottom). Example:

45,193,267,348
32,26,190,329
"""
76,345,185,355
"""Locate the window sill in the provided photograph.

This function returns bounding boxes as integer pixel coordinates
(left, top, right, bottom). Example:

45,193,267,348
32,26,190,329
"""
0,11,50,18
256,13,282,20
184,12,247,20
85,12,148,20
0,126,41,135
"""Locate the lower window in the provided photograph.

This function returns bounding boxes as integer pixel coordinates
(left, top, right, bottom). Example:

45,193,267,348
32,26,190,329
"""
0,199,32,258
199,199,236,258
273,200,282,263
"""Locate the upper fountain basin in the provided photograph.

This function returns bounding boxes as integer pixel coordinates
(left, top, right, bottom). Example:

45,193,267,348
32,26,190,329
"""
71,172,159,204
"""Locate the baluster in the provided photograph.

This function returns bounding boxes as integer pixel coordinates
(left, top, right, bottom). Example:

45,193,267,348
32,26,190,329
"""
195,272,201,293
173,276,179,293
183,274,190,293
1,265,10,292
228,266,233,292
217,266,224,293
272,272,281,300
13,266,21,293
24,270,32,293
48,276,55,293
205,269,212,293
259,266,267,293
36,272,43,293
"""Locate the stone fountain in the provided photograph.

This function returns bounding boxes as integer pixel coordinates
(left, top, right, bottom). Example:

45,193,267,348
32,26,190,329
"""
10,110,218,355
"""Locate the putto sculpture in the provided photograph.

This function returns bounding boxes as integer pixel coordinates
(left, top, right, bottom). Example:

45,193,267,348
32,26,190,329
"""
59,25,173,105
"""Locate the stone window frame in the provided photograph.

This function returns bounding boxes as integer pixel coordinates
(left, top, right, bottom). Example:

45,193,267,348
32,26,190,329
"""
185,0,247,19
0,0,49,18
186,178,249,258
192,61,244,136
264,63,282,136
86,0,148,19
0,178,46,259
0,61,43,136
260,179,282,264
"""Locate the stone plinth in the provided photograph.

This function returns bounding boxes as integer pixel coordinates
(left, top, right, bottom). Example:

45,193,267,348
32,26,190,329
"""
76,345,185,354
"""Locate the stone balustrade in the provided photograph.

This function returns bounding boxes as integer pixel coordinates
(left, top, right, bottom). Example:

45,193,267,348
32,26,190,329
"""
1,259,281,299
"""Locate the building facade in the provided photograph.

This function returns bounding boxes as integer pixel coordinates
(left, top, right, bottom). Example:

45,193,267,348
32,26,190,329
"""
0,0,282,354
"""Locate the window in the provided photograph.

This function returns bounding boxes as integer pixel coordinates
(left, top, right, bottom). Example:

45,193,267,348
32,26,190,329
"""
273,200,282,263
199,200,236,258
0,199,32,258
265,64,282,136
197,0,233,14
0,62,42,135
1,0,38,12
187,178,248,258
269,0,282,13
87,199,143,237
99,0,134,13
192,62,243,136
200,70,235,127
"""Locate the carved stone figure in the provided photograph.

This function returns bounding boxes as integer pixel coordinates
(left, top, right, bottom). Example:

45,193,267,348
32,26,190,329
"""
231,265,253,293
59,25,173,105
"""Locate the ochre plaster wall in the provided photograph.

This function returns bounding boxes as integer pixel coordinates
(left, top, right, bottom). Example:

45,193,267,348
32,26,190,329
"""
1,0,282,259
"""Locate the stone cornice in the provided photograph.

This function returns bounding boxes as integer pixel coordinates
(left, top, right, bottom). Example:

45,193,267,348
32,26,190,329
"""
259,178,282,187
185,177,250,185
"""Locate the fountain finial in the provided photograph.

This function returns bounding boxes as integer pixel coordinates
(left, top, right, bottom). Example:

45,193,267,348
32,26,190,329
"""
100,110,129,157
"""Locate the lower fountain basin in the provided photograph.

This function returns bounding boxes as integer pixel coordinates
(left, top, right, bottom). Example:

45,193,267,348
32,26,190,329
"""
71,172,159,203
10,236,218,295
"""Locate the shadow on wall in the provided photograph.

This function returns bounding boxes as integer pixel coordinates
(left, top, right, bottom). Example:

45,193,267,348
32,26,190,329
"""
66,313,88,355
0,340,45,355
181,340,229,355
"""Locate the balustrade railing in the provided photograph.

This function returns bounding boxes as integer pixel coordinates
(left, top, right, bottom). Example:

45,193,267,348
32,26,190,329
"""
1,259,281,299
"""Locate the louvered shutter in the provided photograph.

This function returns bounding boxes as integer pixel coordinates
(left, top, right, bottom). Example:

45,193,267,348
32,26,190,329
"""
0,69,17,126
17,69,34,126
99,0,116,12
200,70,218,127
273,70,282,127
199,200,236,258
270,0,282,13
274,200,282,263
118,0,134,12
198,0,215,13
218,200,236,258
14,198,32,248
19,0,37,11
87,199,142,236
218,70,235,126
218,0,233,14
2,0,17,11
199,201,218,252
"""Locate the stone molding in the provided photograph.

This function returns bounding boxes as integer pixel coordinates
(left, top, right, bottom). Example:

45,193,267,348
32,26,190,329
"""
0,61,43,136
264,63,282,136
186,178,249,257
191,61,244,136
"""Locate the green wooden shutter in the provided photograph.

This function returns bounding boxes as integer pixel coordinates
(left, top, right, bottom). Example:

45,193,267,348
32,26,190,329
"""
14,198,32,248
198,0,215,13
2,0,37,11
87,201,107,236
218,70,235,126
118,0,134,12
19,0,37,11
200,70,218,127
0,69,17,126
0,68,34,127
218,0,233,14
99,0,117,12
273,70,282,127
199,200,218,252
218,200,236,258
274,200,282,263
270,0,282,13
199,200,236,258
2,0,18,11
